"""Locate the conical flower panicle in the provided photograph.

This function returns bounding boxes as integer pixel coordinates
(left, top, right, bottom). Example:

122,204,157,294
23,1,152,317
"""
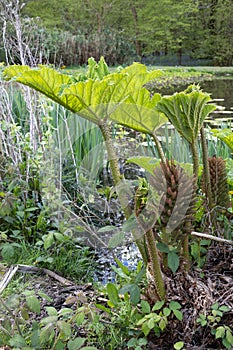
152,160,178,226
151,159,196,234
134,160,196,235
204,156,229,208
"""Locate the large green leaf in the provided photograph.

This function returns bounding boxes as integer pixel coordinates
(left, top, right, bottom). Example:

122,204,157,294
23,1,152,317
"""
3,63,166,131
86,56,109,79
109,89,167,134
61,74,130,123
3,66,126,123
157,86,216,143
106,282,119,306
119,283,141,305
3,65,72,107
121,63,163,89
167,251,180,274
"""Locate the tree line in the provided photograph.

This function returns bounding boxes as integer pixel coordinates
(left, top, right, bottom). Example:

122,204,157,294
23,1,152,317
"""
1,0,233,66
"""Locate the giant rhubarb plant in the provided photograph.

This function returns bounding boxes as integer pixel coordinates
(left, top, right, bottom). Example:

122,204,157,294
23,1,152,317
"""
155,85,216,267
4,58,168,299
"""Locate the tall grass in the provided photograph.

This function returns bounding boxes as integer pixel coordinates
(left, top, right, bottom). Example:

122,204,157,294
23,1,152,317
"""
47,104,107,201
0,82,106,180
0,81,112,242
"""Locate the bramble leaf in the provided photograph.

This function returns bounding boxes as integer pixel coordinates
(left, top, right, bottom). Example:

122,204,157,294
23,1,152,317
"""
25,294,41,314
141,300,151,314
106,282,119,306
152,300,165,311
168,251,179,274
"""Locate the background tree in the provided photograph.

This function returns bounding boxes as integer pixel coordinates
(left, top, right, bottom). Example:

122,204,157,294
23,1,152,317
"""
135,0,199,64
210,0,233,65
0,0,232,66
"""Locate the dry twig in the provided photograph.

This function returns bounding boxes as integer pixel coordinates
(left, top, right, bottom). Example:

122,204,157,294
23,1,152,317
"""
191,231,233,245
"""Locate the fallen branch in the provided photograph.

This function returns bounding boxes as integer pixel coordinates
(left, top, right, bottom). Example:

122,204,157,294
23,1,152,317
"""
0,264,75,294
191,231,233,245
42,267,73,286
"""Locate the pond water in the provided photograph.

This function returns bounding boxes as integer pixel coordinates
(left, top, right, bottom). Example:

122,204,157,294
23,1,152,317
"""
200,78,233,111
200,78,233,127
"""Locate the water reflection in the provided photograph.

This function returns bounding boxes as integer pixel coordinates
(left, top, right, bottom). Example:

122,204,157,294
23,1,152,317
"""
200,79,233,127
200,78,233,111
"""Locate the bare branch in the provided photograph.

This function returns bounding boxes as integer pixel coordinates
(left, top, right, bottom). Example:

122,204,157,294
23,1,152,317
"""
191,231,233,245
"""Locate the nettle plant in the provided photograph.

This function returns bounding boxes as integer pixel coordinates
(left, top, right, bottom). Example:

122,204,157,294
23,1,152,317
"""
3,57,230,301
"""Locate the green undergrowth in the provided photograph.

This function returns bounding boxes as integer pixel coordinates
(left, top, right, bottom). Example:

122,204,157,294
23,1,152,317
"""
0,260,232,349
0,238,95,283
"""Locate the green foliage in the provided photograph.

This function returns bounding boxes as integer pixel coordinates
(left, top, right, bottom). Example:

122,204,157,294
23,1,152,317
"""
106,282,119,307
174,341,185,350
91,261,183,347
157,242,180,274
207,0,233,66
3,59,168,295
3,0,233,66
4,59,161,119
197,303,233,349
86,56,110,80
0,269,184,350
22,0,137,65
109,259,146,306
0,146,95,282
2,57,233,350
0,180,46,245
3,60,165,132
136,300,183,337
0,235,95,283
110,90,167,135
145,71,212,94
213,326,233,350
127,156,160,175
127,336,147,350
4,58,166,144
90,261,147,348
0,290,98,349
212,129,233,153
36,240,95,282
190,239,210,268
